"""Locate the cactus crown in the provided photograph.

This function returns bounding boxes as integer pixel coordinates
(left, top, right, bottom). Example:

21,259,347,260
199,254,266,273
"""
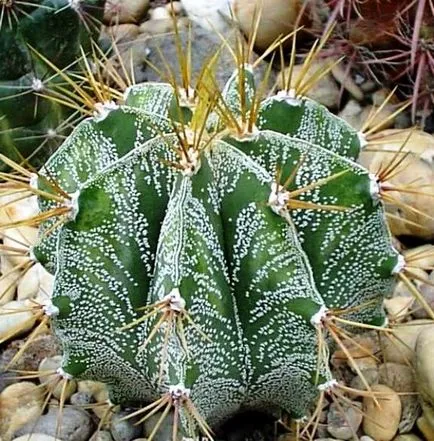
2,32,404,438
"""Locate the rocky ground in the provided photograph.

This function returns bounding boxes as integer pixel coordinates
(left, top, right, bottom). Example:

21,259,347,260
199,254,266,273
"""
1,1,434,441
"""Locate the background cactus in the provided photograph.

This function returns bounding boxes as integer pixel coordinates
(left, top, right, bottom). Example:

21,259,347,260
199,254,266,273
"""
0,50,410,439
0,0,106,170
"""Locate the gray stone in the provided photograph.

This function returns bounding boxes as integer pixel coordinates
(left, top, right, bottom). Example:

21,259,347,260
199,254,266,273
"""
327,401,362,440
70,391,94,406
90,430,114,441
0,372,16,393
15,407,94,441
137,22,277,90
143,411,180,441
110,410,143,441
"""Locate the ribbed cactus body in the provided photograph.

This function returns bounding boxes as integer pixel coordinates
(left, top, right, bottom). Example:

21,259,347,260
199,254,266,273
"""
0,0,105,168
33,67,399,433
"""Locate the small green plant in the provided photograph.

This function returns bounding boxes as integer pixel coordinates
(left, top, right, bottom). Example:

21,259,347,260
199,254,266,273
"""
0,0,105,169
1,33,429,440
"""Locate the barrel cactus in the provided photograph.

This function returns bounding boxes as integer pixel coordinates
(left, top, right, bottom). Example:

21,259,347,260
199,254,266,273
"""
0,0,105,170
2,55,411,438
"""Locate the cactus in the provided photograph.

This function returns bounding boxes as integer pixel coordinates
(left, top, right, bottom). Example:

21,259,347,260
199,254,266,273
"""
2,45,419,440
0,0,105,169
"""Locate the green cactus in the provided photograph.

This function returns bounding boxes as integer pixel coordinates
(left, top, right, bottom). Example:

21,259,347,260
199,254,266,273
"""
0,0,105,169
4,55,404,438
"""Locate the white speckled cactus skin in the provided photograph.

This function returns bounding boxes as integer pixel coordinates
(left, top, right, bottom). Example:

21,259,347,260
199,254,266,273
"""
30,65,399,436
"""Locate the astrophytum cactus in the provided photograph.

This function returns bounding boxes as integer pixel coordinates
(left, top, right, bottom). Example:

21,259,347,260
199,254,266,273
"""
0,0,105,169
2,55,412,439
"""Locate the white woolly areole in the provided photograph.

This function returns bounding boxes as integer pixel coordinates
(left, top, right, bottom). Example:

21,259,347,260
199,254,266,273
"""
31,77,44,92
310,305,329,326
65,191,80,221
28,247,37,262
274,89,301,106
368,173,381,201
268,182,290,216
29,173,38,189
233,124,260,143
43,302,60,317
180,148,201,177
293,416,308,423
392,252,406,274
47,128,57,138
93,101,119,122
318,379,338,391
68,0,81,10
169,384,190,399
163,288,186,312
178,87,197,108
357,131,368,149
56,367,73,380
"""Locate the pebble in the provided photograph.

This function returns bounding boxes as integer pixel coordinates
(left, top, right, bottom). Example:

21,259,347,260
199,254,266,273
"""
38,356,77,401
278,60,340,109
17,263,41,300
350,367,379,391
143,411,178,441
378,363,420,433
77,381,109,420
415,271,434,319
363,384,401,441
70,391,93,406
2,227,38,266
381,320,434,364
384,297,414,322
165,1,183,14
393,436,423,441
101,24,140,44
139,17,181,34
0,333,60,372
338,100,364,129
15,407,94,441
149,6,170,20
327,401,363,440
181,0,231,32
331,63,364,101
12,435,61,441
332,335,377,372
104,0,150,24
416,327,434,406
90,430,114,441
0,382,44,441
417,416,434,441
0,257,18,306
0,300,37,343
110,410,143,441
0,194,38,225
233,0,316,50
